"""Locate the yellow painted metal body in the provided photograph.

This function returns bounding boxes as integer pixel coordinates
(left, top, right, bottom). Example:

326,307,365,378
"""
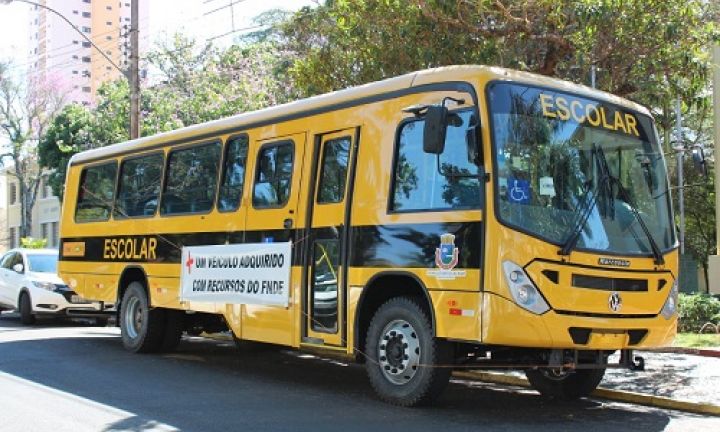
59,66,677,357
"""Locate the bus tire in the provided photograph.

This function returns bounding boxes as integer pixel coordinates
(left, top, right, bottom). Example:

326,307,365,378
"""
120,282,166,353
364,297,451,407
525,367,605,400
19,292,36,325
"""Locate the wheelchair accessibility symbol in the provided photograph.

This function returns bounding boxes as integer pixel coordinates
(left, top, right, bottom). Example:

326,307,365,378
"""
508,179,530,204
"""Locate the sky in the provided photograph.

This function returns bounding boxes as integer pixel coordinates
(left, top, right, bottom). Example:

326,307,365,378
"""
0,0,315,76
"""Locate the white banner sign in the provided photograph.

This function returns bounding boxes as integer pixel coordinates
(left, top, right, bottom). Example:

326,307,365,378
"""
180,242,291,306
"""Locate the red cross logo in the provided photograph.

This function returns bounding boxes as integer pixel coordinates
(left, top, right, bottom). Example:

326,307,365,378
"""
185,252,194,274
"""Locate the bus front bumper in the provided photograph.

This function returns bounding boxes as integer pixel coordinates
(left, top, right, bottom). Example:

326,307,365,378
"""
480,293,676,350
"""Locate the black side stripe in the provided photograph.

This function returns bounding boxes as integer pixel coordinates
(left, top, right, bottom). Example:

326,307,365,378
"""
60,221,483,269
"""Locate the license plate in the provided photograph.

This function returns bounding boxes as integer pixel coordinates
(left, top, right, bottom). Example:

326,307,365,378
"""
71,295,90,304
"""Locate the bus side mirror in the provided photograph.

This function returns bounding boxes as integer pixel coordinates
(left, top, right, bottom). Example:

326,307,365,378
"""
692,146,707,176
423,105,448,154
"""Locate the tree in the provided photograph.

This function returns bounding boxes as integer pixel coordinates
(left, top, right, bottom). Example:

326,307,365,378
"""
38,104,93,199
0,61,65,238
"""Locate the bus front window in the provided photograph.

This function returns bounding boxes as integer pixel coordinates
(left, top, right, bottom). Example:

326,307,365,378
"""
489,83,675,256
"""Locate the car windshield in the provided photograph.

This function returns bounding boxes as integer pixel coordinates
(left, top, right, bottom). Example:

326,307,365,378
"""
489,83,675,255
27,254,58,273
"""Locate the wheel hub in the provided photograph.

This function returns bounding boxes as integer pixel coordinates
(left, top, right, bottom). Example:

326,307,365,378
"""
124,297,143,340
377,319,421,385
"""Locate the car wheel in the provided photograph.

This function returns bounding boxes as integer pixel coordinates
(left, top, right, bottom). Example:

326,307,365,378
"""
365,297,451,407
525,367,606,400
19,292,36,325
119,282,166,353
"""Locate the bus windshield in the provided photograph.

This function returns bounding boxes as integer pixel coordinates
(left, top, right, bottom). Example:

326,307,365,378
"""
489,83,675,255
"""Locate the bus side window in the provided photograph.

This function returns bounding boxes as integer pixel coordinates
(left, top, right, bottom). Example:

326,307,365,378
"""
75,162,117,222
317,136,351,204
218,135,249,212
162,142,222,215
391,109,482,212
115,153,164,218
252,141,294,208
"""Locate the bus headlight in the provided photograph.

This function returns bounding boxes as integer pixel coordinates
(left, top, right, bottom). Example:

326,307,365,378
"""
660,280,679,320
502,261,550,315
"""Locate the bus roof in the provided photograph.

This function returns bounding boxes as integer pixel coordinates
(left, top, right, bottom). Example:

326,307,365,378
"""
70,65,652,165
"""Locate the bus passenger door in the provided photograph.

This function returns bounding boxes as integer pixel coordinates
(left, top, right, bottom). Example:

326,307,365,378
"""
242,132,306,346
304,128,358,347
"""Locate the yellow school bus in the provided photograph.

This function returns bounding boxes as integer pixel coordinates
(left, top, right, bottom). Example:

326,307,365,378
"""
59,66,678,406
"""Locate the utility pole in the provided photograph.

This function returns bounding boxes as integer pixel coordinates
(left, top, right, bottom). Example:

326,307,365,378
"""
709,45,720,294
129,0,140,139
675,98,685,255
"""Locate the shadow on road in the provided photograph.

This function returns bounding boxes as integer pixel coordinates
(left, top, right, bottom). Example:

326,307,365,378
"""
0,316,687,431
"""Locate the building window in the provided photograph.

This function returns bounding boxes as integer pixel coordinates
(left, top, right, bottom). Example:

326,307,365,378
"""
41,223,48,241
72,40,79,44
73,70,78,74
51,222,59,248
82,41,91,48
106,35,112,41
9,227,16,248
106,5,112,10
82,12,91,18
72,10,78,14
82,87,91,93
9,183,17,204
72,55,79,60
82,56,91,62
106,21,112,26
82,26,91,33
81,70,90,77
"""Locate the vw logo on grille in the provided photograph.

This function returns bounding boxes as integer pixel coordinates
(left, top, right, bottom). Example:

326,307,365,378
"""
608,292,622,313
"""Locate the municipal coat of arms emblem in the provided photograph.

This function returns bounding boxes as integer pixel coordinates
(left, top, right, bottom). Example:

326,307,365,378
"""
435,233,459,270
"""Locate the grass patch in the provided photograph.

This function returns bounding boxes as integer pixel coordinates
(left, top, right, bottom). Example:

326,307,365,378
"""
674,333,720,348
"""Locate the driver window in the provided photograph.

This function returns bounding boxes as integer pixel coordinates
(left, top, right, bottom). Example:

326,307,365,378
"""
391,109,482,212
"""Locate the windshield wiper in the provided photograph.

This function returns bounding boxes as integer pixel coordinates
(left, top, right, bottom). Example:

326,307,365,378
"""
558,167,608,257
559,144,665,265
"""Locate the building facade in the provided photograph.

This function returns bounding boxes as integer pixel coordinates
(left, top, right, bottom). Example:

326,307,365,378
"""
27,0,148,105
0,167,61,253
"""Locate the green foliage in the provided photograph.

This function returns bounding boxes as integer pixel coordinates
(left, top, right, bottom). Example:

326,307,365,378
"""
281,0,719,108
20,237,48,249
39,104,93,199
38,33,297,196
678,294,720,333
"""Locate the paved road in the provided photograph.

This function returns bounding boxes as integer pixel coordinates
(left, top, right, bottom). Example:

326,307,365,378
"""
1,313,718,432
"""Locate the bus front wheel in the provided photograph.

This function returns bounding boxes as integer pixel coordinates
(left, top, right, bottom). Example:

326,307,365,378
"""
525,367,605,400
120,282,166,353
365,297,451,407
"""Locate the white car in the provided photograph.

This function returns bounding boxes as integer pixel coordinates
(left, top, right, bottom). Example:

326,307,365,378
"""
0,248,112,325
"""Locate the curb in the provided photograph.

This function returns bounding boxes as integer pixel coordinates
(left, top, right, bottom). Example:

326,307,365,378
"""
453,371,720,417
640,347,720,358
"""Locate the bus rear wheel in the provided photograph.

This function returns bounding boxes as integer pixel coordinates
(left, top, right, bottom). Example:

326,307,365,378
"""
525,367,605,400
365,297,451,407
120,282,166,353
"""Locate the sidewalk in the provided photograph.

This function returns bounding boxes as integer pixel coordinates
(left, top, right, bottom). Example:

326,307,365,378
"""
602,350,720,407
